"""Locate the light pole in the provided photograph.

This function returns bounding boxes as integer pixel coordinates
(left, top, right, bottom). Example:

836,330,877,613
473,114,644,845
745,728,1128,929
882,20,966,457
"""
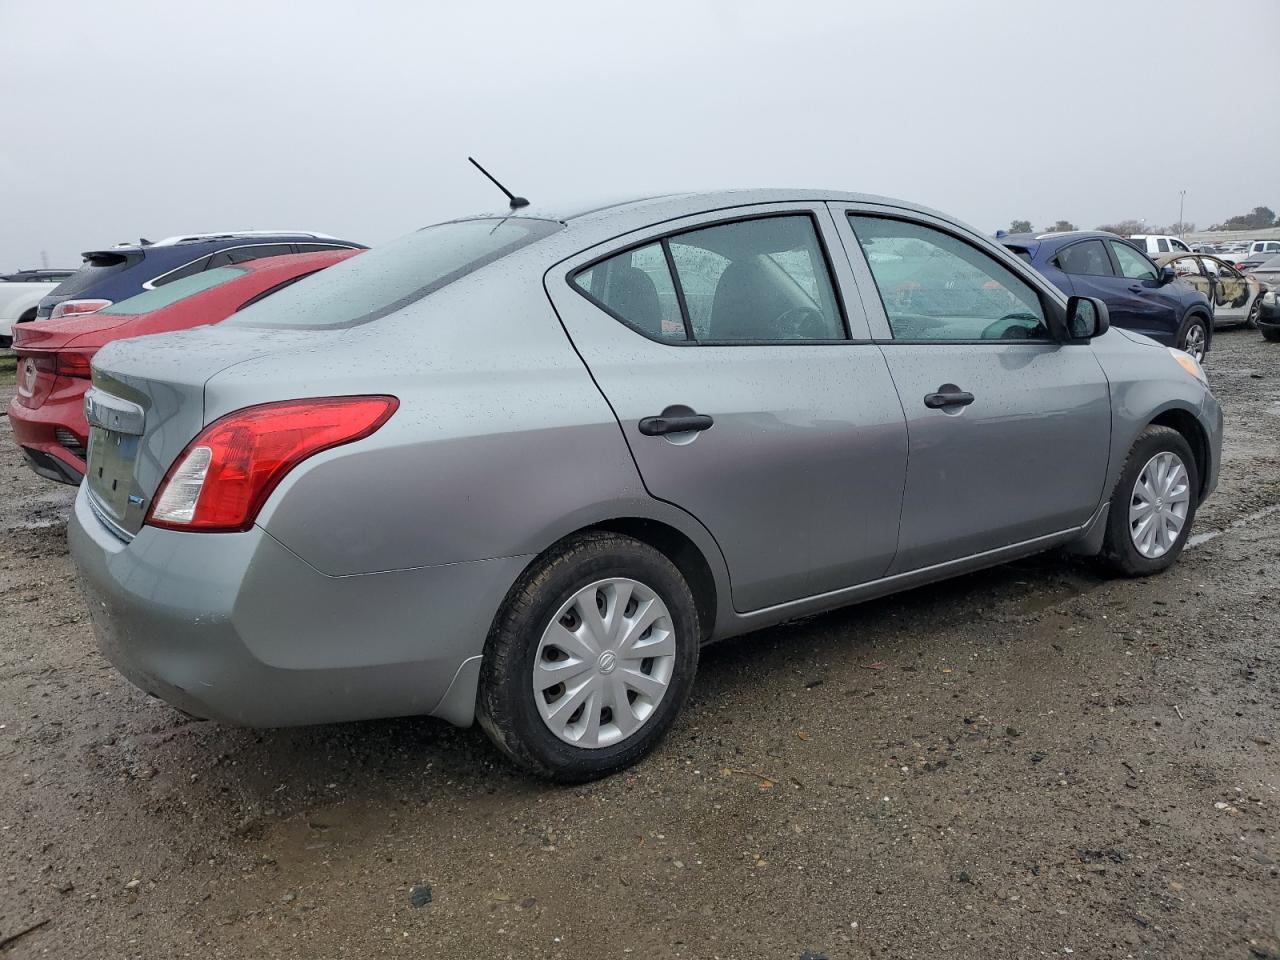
1179,190,1186,235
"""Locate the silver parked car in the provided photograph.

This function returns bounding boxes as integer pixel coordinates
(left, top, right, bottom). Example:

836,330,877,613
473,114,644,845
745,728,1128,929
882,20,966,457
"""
70,190,1223,781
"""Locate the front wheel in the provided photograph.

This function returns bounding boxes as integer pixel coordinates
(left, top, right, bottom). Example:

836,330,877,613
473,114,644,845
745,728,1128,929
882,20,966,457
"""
1246,298,1261,329
1098,425,1199,577
1178,315,1209,362
477,532,700,782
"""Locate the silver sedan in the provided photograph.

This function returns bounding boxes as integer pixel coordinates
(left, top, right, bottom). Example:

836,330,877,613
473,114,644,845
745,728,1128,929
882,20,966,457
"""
69,190,1223,781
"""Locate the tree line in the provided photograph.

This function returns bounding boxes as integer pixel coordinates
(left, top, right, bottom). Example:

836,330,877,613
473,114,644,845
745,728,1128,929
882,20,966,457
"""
1005,206,1277,236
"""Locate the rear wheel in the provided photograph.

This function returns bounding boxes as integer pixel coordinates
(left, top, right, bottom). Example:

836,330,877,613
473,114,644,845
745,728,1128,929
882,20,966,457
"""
1098,426,1199,577
477,532,700,782
1178,314,1209,362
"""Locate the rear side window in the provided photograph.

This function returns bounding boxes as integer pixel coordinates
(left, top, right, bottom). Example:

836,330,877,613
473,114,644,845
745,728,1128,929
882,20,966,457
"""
1156,239,1170,253
1057,240,1114,276
1109,240,1158,281
151,255,212,287
575,243,686,341
97,267,249,315
50,252,142,298
226,218,560,329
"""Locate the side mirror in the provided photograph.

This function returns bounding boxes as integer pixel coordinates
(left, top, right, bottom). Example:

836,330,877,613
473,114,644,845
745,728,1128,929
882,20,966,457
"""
1159,265,1177,284
1065,296,1109,340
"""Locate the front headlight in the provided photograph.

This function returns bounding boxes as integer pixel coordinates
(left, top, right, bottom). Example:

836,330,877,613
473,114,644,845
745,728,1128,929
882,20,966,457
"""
1264,290,1276,306
1169,347,1207,384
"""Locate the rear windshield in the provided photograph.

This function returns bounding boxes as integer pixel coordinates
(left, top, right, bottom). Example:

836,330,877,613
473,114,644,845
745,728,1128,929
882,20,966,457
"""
51,252,143,298
225,218,561,329
97,267,248,316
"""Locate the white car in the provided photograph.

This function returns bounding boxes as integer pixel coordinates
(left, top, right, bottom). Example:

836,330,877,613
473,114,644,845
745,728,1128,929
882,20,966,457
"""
1127,234,1193,256
0,270,75,346
1247,239,1280,258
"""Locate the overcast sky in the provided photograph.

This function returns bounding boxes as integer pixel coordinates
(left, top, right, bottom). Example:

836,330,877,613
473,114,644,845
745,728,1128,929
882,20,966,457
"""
2,0,1278,268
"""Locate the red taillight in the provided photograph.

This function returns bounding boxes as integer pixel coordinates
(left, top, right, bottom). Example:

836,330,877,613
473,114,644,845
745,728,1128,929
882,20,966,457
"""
49,299,111,320
56,352,94,379
145,396,398,533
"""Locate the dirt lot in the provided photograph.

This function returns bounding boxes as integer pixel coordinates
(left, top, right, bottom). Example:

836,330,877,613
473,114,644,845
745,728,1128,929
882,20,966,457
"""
1,332,1277,960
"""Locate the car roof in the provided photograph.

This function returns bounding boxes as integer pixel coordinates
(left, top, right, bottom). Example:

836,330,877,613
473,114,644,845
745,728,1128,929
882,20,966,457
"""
89,231,349,256
454,189,991,253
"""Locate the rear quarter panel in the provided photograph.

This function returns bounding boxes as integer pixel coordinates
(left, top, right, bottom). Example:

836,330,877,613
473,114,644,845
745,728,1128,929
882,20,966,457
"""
211,259,727,590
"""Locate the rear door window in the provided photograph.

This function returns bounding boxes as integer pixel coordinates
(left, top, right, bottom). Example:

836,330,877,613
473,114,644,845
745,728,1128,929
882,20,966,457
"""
226,218,561,329
151,255,212,287
1057,240,1114,276
205,244,296,269
666,215,844,341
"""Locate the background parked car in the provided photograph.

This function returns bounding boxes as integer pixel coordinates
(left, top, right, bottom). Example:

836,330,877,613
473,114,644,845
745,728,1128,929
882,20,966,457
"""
1128,234,1193,256
32,230,366,324
1001,231,1214,360
0,269,76,347
9,249,359,484
1245,254,1280,343
1156,253,1262,328
1247,239,1280,258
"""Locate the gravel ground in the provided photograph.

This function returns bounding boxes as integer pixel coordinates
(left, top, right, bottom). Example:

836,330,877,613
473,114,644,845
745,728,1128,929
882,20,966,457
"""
1,331,1277,960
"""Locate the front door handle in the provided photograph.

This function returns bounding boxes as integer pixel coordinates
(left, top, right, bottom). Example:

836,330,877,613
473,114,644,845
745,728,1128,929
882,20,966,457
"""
1128,284,1144,292
639,405,714,436
923,386,975,409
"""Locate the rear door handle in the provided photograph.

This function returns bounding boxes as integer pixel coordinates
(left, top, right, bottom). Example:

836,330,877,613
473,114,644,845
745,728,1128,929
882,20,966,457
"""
639,405,714,436
923,387,975,409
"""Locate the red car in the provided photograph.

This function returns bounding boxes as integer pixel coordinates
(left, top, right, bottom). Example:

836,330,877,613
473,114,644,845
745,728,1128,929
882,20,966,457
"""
9,249,359,483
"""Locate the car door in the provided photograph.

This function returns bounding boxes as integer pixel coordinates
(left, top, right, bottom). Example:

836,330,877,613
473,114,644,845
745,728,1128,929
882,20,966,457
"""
1169,254,1212,302
546,204,908,612
1103,239,1182,342
1201,256,1250,323
832,207,1112,574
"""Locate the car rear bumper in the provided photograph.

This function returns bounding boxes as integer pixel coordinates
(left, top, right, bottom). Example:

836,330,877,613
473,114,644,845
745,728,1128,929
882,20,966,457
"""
69,488,529,727
7,391,88,483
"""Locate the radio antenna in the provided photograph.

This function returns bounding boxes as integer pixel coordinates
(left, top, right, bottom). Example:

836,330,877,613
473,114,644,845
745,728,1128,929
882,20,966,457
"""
468,157,529,210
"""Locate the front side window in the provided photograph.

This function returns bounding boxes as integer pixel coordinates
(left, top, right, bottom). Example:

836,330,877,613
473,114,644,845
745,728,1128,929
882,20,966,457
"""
1057,240,1113,277
1171,256,1202,277
227,218,560,329
98,267,249,315
1156,239,1170,253
574,242,685,341
1109,240,1158,281
572,214,844,343
849,215,1048,341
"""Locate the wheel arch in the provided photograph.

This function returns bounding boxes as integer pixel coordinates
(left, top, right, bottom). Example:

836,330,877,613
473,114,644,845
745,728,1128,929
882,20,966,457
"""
1148,407,1211,502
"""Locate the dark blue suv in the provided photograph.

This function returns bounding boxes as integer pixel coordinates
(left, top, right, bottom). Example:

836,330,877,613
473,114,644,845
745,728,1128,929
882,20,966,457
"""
33,231,366,323
1000,231,1214,361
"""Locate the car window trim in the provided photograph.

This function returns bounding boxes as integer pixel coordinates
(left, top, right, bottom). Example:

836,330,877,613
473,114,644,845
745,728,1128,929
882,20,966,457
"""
566,210,855,347
843,211,1060,346
142,242,312,290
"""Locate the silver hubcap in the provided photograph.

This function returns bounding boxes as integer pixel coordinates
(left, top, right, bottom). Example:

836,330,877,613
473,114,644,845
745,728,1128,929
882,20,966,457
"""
1129,451,1191,559
533,578,676,749
1182,324,1206,362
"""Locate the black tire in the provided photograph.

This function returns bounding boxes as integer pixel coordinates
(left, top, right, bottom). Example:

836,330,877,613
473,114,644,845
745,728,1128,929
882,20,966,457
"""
1098,425,1200,578
477,532,700,782
1177,313,1211,362
1262,326,1280,343
1246,298,1261,329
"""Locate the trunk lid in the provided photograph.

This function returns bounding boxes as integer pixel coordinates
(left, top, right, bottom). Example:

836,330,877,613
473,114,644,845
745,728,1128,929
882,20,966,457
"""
84,324,335,538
